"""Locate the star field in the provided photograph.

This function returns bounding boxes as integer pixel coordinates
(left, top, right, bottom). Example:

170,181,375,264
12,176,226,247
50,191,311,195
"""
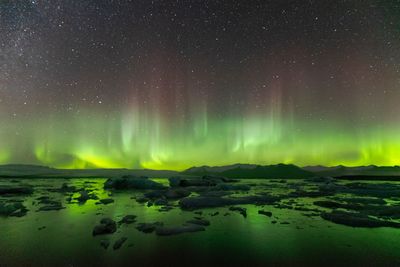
1,1,400,169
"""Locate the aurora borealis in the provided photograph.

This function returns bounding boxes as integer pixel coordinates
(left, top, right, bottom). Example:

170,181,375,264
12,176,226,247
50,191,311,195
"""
1,1,400,170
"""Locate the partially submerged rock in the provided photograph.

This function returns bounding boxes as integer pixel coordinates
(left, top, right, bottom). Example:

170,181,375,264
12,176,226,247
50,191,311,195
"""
0,201,28,217
119,215,137,225
169,177,216,187
321,210,400,228
113,237,127,250
97,198,115,205
49,183,77,193
76,190,98,203
186,219,210,226
343,182,400,198
155,224,205,236
136,222,163,233
100,239,110,249
0,185,33,195
258,210,272,217
38,201,65,211
154,198,168,206
179,195,279,210
104,176,166,190
92,218,117,236
213,184,250,191
229,206,247,218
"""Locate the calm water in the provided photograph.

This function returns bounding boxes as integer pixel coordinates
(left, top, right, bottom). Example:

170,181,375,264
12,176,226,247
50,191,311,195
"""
0,178,400,267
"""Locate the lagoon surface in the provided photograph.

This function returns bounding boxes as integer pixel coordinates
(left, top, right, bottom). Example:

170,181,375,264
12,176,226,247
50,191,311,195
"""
1,178,400,267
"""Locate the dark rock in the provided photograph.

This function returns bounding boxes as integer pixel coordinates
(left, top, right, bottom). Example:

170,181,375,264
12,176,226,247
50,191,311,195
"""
100,239,110,249
213,184,251,191
335,197,386,205
314,200,354,209
113,237,127,250
229,206,247,218
164,188,191,199
119,215,137,224
186,219,210,226
136,222,163,233
202,175,237,183
199,191,232,197
158,206,174,212
371,205,400,219
97,198,115,205
309,176,335,183
38,201,65,211
59,183,77,192
143,190,165,199
321,210,400,228
0,185,33,195
168,177,218,187
179,195,279,210
289,189,334,198
258,210,272,217
104,176,166,190
155,224,205,236
168,177,183,187
92,218,117,236
135,197,149,203
76,190,98,203
144,188,191,200
343,182,400,198
154,198,168,206
0,201,28,217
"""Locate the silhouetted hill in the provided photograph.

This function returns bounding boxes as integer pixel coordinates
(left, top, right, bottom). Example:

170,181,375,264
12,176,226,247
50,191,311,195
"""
183,163,314,179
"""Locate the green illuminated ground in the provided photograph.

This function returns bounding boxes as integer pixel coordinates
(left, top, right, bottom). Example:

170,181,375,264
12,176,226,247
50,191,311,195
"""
1,177,400,266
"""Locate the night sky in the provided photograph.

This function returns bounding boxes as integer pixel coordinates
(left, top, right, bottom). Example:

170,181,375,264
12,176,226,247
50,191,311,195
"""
1,1,400,170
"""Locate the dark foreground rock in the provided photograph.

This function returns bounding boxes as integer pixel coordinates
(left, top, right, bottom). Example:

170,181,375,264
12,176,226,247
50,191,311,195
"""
38,201,65,211
136,222,163,233
229,206,247,217
97,198,115,205
343,182,400,198
0,201,28,217
213,184,250,191
258,210,272,217
119,215,137,224
320,210,400,228
155,224,205,236
179,195,279,210
76,190,98,203
144,188,191,200
104,176,166,190
100,239,110,249
169,177,217,187
0,185,33,195
169,175,235,188
186,219,210,226
113,237,127,250
93,218,117,236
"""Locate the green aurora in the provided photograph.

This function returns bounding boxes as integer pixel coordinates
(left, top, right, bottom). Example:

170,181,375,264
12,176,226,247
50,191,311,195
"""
1,109,400,170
